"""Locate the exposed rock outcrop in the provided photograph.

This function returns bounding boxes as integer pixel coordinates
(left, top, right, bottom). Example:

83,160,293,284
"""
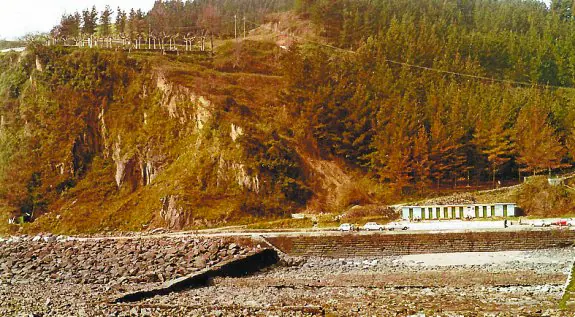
112,136,129,188
230,123,243,142
156,73,211,128
160,195,187,230
35,55,43,72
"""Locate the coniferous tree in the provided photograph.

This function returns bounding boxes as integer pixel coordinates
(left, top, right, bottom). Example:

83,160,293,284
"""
412,125,431,189
372,96,418,192
428,115,465,188
339,9,353,48
82,6,98,36
514,104,566,175
127,9,137,42
473,119,514,187
100,5,113,37
115,8,127,36
53,13,81,40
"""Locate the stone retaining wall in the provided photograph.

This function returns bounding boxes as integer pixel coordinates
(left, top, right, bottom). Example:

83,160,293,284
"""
265,230,575,257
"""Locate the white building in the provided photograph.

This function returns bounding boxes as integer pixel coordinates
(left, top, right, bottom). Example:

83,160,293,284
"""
400,203,517,220
0,47,26,53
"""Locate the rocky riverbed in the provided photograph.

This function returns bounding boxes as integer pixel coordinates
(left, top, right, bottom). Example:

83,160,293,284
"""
0,234,574,316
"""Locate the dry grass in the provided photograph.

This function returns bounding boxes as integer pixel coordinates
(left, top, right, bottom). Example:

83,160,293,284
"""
0,205,19,235
246,218,312,230
516,176,575,217
333,182,373,211
341,205,394,221
330,177,393,213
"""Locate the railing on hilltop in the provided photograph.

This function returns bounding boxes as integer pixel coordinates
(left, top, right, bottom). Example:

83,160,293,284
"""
45,35,209,55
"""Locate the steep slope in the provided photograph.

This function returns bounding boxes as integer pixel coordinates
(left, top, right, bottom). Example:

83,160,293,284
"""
0,41,322,233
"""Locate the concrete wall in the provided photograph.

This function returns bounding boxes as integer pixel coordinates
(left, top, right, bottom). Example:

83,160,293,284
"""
265,230,575,258
407,221,505,231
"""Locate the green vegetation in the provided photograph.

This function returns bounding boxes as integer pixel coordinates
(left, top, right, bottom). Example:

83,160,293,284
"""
0,38,312,234
516,176,575,217
52,0,293,43
0,41,25,50
246,218,312,229
559,262,575,310
5,0,575,233
285,0,575,195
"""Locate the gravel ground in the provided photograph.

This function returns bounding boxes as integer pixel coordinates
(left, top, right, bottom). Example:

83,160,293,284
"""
0,235,573,316
137,248,575,316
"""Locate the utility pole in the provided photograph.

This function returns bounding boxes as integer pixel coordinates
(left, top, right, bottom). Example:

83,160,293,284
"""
243,16,246,39
234,14,237,41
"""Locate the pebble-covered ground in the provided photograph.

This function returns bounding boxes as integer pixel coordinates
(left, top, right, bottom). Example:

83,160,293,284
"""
0,234,573,316
136,248,575,316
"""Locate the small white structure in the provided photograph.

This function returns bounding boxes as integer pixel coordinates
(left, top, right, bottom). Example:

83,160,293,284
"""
548,178,564,186
401,203,517,220
0,47,26,53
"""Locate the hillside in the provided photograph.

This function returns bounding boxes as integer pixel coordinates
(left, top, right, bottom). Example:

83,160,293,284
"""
0,41,315,234
3,0,575,234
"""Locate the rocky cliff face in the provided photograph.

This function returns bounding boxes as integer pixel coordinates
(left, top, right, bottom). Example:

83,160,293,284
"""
0,45,310,232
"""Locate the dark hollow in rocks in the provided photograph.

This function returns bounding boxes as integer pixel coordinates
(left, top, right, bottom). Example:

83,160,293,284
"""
213,248,279,278
114,248,279,303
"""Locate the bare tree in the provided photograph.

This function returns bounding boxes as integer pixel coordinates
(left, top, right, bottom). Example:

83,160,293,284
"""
198,5,221,55
183,33,195,51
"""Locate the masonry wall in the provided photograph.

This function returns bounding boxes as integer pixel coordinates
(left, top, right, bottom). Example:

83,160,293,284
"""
264,230,575,257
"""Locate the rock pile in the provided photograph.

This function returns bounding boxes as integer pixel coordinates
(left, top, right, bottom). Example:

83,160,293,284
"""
0,235,252,285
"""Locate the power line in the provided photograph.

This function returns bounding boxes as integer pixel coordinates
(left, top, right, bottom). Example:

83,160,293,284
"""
244,19,575,91
382,59,535,88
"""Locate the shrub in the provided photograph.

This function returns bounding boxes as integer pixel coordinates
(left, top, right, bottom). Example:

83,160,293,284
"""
516,176,575,217
331,177,390,212
341,205,395,221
